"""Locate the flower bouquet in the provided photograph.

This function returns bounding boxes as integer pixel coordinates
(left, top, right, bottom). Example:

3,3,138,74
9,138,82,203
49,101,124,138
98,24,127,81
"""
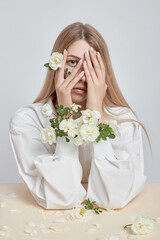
40,102,120,146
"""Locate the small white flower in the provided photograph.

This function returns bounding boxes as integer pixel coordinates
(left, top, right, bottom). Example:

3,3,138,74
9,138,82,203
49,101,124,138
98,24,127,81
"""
59,119,78,138
80,123,99,142
107,120,121,137
49,52,63,70
131,213,154,235
65,204,93,222
40,126,57,144
74,135,84,146
81,109,101,124
70,103,81,112
41,104,53,117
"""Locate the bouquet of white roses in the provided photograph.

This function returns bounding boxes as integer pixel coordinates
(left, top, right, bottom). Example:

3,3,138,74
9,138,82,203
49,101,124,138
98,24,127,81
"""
40,102,120,146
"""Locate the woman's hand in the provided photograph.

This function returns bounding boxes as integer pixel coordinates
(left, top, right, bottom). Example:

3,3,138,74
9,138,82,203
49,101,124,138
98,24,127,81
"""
83,47,107,120
55,49,84,108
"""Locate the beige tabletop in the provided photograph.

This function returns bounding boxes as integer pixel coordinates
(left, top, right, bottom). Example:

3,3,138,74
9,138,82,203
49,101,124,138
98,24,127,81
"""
0,183,160,240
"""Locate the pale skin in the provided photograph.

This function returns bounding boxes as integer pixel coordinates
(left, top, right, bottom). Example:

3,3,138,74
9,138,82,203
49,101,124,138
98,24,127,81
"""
54,40,107,123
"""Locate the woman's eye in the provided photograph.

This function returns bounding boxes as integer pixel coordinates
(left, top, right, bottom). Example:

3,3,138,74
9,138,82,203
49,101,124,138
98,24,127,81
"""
68,60,78,67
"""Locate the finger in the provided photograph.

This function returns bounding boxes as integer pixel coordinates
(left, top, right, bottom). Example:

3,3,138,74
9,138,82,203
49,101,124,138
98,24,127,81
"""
89,48,102,81
61,59,83,88
83,60,93,84
85,50,97,82
96,51,105,81
67,71,85,90
67,58,83,80
56,49,68,86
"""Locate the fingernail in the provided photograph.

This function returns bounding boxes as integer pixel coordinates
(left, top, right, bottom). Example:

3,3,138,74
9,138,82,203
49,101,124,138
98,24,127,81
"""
90,47,94,53
63,49,66,54
86,50,89,55
97,51,100,56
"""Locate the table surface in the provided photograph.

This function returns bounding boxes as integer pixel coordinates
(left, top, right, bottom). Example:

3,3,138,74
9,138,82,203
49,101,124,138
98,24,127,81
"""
0,183,160,240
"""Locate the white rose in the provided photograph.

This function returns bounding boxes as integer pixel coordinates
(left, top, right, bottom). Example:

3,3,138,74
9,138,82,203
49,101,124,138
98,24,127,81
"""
41,104,53,117
40,126,57,144
107,119,121,137
65,204,93,222
131,213,154,235
49,52,63,70
80,123,100,142
81,109,101,124
74,135,84,146
70,103,82,112
59,119,78,138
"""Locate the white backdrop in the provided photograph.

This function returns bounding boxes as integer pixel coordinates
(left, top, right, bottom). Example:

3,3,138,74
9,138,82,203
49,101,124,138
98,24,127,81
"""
0,0,159,182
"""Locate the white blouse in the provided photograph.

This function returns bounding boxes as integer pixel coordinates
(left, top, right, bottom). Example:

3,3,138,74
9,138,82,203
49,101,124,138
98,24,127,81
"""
9,97,147,210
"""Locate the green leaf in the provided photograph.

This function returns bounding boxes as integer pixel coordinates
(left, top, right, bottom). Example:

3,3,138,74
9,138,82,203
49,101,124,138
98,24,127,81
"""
44,63,49,67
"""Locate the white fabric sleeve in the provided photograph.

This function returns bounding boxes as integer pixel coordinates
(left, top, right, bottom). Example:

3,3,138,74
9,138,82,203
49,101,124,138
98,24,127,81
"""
86,118,147,210
9,111,86,209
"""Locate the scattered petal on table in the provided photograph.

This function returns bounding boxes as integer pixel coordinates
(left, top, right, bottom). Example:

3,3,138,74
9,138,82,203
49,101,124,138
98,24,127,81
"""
8,209,19,213
154,217,160,223
0,230,10,237
24,228,38,236
7,192,17,198
39,223,48,233
109,234,119,240
0,225,10,231
0,201,6,208
86,227,98,233
52,218,67,224
93,223,101,228
48,225,62,232
25,222,36,227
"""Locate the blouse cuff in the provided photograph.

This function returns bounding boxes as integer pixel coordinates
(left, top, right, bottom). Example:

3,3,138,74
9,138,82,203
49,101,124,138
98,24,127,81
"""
54,136,78,159
92,138,117,161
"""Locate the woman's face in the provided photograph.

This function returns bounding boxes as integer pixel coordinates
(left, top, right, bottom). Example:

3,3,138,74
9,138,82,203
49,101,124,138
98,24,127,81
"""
65,39,91,107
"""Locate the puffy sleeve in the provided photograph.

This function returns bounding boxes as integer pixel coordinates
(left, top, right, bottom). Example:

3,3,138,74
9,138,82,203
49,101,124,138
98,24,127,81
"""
9,108,86,209
86,109,147,209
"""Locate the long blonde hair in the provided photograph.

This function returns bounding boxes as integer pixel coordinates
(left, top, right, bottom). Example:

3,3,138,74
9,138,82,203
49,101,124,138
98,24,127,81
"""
33,22,152,154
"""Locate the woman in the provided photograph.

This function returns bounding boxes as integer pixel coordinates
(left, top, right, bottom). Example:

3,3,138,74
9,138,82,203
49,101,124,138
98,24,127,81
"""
9,22,151,210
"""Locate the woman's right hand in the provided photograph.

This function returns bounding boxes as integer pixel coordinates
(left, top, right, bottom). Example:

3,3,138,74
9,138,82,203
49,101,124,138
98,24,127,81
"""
54,49,84,108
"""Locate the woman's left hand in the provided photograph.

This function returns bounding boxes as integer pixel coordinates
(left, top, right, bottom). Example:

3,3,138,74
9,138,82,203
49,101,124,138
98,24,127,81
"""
83,47,107,121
